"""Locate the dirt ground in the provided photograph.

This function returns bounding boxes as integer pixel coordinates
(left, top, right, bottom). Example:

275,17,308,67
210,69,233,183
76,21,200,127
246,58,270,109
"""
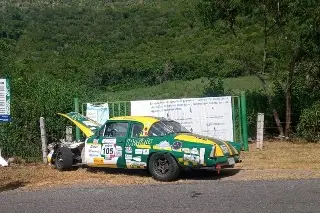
1,141,320,192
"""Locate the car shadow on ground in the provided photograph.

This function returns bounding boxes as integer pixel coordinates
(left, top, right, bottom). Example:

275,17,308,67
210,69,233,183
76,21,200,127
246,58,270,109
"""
85,167,151,177
0,181,29,193
180,168,241,180
84,166,240,181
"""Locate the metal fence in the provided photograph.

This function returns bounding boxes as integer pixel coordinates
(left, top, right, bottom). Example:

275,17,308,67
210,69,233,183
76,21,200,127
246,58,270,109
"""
81,101,131,119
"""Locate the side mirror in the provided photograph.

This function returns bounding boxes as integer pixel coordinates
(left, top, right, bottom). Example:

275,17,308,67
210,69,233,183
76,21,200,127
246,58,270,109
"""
93,125,106,138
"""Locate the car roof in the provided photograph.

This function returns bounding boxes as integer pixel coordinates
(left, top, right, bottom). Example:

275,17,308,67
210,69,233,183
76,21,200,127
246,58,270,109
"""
109,116,173,126
109,116,159,125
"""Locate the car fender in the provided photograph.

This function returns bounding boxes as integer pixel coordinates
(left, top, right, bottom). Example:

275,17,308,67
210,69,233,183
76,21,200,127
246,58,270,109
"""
146,151,180,168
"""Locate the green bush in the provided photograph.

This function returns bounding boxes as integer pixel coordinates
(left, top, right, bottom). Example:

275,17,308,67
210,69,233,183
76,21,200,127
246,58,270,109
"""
0,76,96,160
203,77,225,97
244,90,270,138
297,101,320,142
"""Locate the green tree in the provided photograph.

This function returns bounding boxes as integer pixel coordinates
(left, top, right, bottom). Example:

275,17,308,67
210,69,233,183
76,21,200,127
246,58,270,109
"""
198,0,320,138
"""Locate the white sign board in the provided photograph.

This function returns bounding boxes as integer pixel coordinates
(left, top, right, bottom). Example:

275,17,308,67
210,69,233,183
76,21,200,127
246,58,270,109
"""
131,97,234,141
86,103,109,125
0,78,11,122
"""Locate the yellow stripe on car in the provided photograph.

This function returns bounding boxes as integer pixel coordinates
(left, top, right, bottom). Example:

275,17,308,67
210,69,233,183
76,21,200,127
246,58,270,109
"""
174,135,225,157
175,135,212,144
136,144,151,149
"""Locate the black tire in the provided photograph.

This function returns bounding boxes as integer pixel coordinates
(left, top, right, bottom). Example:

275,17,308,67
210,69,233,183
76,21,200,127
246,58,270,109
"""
148,153,180,182
55,147,73,171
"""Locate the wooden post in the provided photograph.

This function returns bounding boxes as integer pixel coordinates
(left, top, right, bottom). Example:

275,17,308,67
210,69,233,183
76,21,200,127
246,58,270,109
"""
40,117,48,163
66,126,73,142
256,113,264,150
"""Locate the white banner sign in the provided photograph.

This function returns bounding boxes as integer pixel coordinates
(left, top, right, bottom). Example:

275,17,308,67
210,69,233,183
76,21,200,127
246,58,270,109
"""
86,103,110,125
131,97,234,141
0,78,11,122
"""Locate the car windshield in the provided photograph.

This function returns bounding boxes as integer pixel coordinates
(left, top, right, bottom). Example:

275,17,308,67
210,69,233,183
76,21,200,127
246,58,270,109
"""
148,120,191,136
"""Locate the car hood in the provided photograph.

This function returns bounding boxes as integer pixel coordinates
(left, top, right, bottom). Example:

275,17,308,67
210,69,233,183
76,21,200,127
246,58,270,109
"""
58,112,102,137
174,133,239,156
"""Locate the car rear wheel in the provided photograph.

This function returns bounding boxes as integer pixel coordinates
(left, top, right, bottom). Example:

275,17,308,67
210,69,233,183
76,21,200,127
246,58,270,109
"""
148,153,180,182
55,147,73,171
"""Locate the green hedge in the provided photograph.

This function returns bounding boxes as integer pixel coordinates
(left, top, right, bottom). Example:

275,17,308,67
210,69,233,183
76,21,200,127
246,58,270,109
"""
297,101,320,142
0,76,95,160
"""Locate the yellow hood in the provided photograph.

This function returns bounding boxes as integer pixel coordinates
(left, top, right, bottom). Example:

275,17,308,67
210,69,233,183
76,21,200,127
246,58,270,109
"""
58,112,102,137
174,134,238,157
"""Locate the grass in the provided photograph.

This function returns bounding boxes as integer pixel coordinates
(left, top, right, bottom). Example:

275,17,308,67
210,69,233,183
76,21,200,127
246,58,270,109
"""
100,75,263,102
239,141,320,170
1,141,319,192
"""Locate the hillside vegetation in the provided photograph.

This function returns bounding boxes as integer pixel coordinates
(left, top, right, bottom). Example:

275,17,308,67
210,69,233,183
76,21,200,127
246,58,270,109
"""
1,0,252,90
0,0,319,159
100,76,263,101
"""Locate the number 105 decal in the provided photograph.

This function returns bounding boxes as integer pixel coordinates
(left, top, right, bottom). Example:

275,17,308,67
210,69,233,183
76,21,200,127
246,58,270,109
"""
101,144,116,160
102,147,114,154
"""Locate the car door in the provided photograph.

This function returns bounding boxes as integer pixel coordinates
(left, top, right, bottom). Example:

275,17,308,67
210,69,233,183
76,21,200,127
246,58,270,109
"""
124,122,150,169
85,121,129,168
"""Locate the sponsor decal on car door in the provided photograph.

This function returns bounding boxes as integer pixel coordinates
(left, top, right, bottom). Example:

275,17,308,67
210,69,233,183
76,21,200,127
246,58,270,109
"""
85,137,124,168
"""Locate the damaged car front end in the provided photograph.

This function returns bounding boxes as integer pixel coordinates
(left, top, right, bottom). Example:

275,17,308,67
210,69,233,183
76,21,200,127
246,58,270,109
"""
47,112,101,170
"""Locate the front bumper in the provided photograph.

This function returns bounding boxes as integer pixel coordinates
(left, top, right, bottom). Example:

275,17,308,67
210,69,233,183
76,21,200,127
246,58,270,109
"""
199,156,240,173
201,155,240,169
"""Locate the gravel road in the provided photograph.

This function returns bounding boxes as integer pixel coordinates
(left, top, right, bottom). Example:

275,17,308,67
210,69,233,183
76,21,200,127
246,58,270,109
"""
1,179,319,213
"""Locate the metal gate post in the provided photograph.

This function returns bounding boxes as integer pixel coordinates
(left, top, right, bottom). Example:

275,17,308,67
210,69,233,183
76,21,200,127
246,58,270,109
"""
240,91,249,151
74,98,81,141
231,97,236,142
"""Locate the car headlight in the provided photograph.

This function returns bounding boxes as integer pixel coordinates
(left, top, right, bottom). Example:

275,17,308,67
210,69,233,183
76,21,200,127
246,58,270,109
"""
220,144,229,154
210,145,216,157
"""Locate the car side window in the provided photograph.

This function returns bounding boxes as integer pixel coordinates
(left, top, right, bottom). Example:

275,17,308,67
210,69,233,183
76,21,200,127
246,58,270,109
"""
104,122,129,137
130,123,144,138
148,125,161,136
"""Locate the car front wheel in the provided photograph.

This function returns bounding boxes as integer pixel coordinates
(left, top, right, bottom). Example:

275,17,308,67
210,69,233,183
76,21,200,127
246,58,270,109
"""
55,147,73,171
148,153,180,182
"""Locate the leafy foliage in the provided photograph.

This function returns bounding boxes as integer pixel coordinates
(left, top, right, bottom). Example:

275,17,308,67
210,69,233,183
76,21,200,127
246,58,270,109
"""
297,101,320,142
0,75,96,159
1,0,252,91
198,0,320,139
203,78,225,97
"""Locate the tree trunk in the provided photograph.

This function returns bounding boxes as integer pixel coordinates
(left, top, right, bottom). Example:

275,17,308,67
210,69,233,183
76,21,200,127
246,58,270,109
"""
256,74,284,136
257,8,284,137
285,87,291,137
284,49,301,137
273,108,284,136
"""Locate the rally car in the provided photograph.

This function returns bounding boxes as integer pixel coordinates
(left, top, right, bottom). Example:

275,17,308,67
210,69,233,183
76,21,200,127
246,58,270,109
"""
47,112,242,181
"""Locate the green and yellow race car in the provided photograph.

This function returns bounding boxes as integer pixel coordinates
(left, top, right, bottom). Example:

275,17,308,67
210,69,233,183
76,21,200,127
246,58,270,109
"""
47,112,242,181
